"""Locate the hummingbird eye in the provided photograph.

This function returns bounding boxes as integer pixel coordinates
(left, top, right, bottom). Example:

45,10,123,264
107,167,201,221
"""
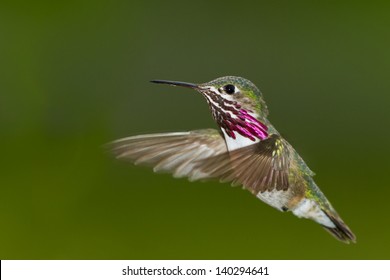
223,84,236,94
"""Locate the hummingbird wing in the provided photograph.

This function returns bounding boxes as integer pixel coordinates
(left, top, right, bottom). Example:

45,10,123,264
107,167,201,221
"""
109,129,228,181
110,131,291,193
197,134,292,194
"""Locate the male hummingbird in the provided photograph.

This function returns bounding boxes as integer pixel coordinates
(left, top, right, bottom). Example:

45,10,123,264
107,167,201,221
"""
110,76,356,243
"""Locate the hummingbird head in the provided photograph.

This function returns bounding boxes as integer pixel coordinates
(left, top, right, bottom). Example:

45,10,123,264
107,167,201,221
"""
198,76,269,117
151,76,269,141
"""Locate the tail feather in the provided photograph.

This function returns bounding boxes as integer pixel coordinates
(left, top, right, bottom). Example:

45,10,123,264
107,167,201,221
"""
291,197,356,243
323,212,356,244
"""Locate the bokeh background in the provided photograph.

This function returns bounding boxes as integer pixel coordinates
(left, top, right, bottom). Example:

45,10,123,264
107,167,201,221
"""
1,0,389,259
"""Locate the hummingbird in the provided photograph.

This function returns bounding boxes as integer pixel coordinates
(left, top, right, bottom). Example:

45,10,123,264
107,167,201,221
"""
110,76,356,243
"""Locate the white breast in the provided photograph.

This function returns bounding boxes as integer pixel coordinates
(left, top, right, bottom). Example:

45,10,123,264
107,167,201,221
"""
221,128,260,151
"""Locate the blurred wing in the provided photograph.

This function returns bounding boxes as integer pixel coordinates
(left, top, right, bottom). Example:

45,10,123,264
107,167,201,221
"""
197,134,292,193
110,131,291,193
109,129,227,181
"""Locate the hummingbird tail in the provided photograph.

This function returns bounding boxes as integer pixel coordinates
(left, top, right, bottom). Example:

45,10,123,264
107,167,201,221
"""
322,211,356,244
292,198,356,243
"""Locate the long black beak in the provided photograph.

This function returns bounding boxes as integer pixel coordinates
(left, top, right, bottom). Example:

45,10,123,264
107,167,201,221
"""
150,79,199,89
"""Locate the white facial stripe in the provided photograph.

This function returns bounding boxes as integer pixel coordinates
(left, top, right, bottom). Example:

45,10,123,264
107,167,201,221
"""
202,86,241,115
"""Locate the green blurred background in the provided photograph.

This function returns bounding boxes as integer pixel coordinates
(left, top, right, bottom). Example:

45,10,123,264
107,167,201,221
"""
1,0,389,259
